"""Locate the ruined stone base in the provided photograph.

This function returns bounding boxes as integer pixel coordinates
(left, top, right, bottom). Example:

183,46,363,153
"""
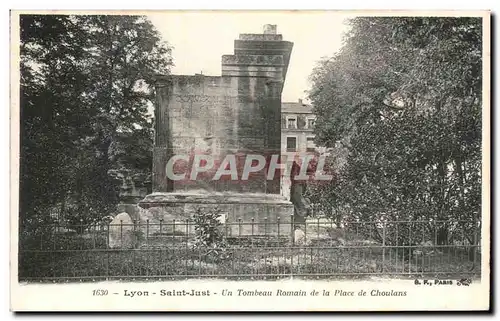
117,203,142,221
137,191,294,237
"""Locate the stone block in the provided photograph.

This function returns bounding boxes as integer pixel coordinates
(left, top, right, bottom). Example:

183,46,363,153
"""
108,212,135,249
138,192,294,237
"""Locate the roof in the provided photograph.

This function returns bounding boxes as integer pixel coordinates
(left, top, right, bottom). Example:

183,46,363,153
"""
281,102,314,114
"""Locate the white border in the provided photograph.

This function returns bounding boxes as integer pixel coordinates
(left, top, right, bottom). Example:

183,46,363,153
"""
3,4,495,315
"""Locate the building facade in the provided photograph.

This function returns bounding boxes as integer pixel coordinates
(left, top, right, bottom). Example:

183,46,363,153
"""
281,99,323,155
280,99,325,199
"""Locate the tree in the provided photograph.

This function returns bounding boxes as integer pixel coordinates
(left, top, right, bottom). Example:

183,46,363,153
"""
307,17,482,247
20,15,89,227
19,15,173,232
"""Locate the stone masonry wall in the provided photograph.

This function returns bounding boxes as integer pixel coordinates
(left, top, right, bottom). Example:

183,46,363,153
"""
152,75,282,194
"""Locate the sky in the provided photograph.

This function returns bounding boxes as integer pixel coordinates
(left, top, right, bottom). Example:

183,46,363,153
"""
148,11,351,103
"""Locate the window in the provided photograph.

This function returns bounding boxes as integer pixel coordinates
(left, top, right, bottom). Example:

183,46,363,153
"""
306,117,316,129
286,137,297,152
286,116,297,129
306,137,316,152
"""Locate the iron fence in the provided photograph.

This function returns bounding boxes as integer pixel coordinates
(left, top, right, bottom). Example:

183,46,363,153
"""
18,216,481,282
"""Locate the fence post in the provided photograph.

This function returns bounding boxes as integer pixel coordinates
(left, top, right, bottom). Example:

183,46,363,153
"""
304,218,307,246
277,217,281,246
91,223,97,249
473,222,478,268
146,219,150,245
106,221,110,249
224,217,229,238
290,214,294,278
53,221,58,251
184,218,189,276
133,219,137,249
382,221,386,273
79,219,84,250
317,217,320,240
264,217,268,247
172,219,176,242
53,221,57,279
408,223,412,274
120,220,123,246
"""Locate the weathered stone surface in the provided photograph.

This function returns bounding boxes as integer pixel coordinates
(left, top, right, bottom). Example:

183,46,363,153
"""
141,191,290,204
142,25,295,236
108,212,135,249
152,26,292,195
152,75,283,194
294,228,310,245
137,205,190,236
110,168,150,221
263,24,277,35
221,54,284,66
138,192,293,236
116,204,142,221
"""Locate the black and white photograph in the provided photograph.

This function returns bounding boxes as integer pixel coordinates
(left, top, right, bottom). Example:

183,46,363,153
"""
10,10,490,311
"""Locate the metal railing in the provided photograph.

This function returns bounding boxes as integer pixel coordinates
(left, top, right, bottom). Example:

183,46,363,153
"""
18,217,481,282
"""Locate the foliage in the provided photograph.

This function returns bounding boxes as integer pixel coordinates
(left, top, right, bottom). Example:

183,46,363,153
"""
307,17,482,246
191,207,230,262
19,15,173,232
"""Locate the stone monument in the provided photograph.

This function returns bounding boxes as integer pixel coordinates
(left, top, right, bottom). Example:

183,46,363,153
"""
109,168,150,221
108,212,135,249
138,25,295,236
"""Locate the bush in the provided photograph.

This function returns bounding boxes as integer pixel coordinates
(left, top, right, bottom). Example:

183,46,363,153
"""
191,207,229,262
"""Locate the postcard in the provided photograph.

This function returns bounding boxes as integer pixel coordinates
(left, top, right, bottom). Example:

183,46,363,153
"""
10,9,491,312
